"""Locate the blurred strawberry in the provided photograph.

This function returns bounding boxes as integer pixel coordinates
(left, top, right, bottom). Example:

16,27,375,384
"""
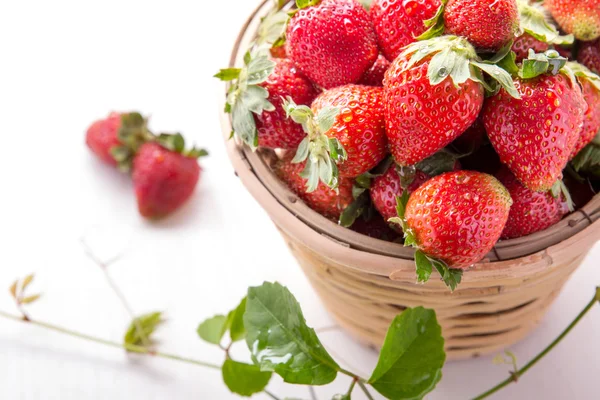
544,0,600,41
512,34,550,62
86,112,123,166
578,39,600,74
569,62,600,158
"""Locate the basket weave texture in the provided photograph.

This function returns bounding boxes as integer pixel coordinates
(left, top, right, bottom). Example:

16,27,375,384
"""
222,0,600,360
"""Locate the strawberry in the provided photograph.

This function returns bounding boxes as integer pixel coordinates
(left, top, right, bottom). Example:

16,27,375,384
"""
442,0,520,51
383,35,518,166
578,39,600,75
216,54,318,150
496,167,569,239
86,112,122,166
391,171,512,289
283,84,387,192
275,155,354,219
286,0,378,89
512,34,550,62
132,139,206,219
569,62,600,158
370,0,441,61
370,165,430,228
358,54,390,87
544,0,600,41
482,54,587,191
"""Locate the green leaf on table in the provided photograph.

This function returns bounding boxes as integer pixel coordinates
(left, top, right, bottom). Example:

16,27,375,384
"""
124,311,164,347
197,315,228,345
222,359,272,397
244,282,339,385
227,297,247,342
369,307,446,400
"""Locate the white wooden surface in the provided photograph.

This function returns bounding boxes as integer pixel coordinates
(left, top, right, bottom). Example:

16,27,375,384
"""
0,1,599,398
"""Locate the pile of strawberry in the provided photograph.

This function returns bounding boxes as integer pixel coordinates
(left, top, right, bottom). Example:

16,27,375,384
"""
219,0,600,290
86,112,208,219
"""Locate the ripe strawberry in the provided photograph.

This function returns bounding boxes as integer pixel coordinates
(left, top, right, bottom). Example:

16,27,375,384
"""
309,85,388,178
286,0,378,89
482,69,586,191
256,59,320,149
217,55,319,150
275,155,354,219
496,167,568,239
132,140,206,219
544,0,600,41
370,165,430,227
383,36,518,166
569,62,600,158
399,171,512,271
578,39,600,74
370,0,441,61
512,34,549,62
86,112,122,166
443,0,520,51
358,54,391,87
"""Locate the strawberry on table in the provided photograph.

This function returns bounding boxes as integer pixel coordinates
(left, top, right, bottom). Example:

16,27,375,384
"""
216,54,319,150
86,112,123,166
132,137,207,219
275,155,354,220
568,62,600,158
482,51,587,192
383,35,518,166
283,84,387,192
496,167,569,239
370,0,441,61
578,39,600,75
391,171,512,290
544,0,600,41
286,0,378,89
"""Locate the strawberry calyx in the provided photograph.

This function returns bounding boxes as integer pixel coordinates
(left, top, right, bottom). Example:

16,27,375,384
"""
517,0,574,46
155,133,209,159
518,49,569,79
550,180,575,212
417,0,448,41
400,35,521,99
216,51,276,150
568,61,600,93
415,151,460,177
283,97,347,192
388,192,463,291
256,10,290,55
296,0,321,9
571,132,600,177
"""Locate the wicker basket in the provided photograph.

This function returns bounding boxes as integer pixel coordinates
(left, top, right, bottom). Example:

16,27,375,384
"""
221,0,600,360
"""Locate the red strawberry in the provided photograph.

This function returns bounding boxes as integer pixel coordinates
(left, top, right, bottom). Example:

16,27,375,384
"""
132,142,203,218
217,54,318,150
578,39,600,74
358,54,391,87
496,167,568,239
86,112,122,166
309,85,388,178
512,34,550,62
370,165,430,227
443,0,519,51
256,59,320,149
370,0,441,61
275,155,354,219
544,0,600,41
286,0,378,89
482,70,586,191
569,62,600,158
401,171,512,270
383,36,513,166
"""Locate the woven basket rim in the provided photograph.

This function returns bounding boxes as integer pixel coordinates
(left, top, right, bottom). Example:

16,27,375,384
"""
222,0,600,267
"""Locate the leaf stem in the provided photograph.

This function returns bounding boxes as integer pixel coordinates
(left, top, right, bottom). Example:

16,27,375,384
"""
346,377,358,397
472,287,600,400
357,381,375,400
0,310,221,370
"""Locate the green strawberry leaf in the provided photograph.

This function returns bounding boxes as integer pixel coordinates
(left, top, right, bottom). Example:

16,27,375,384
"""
568,61,600,92
471,61,521,99
551,180,575,212
226,297,247,343
124,311,164,347
244,282,340,385
417,0,448,41
497,51,520,76
197,315,229,345
517,0,574,46
431,259,463,292
339,190,370,228
368,307,445,400
222,360,272,397
256,11,289,51
292,137,310,164
416,152,457,177
214,68,242,81
359,0,373,10
414,250,433,283
296,0,320,9
519,50,567,79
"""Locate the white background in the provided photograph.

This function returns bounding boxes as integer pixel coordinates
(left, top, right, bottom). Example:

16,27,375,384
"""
0,1,599,399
